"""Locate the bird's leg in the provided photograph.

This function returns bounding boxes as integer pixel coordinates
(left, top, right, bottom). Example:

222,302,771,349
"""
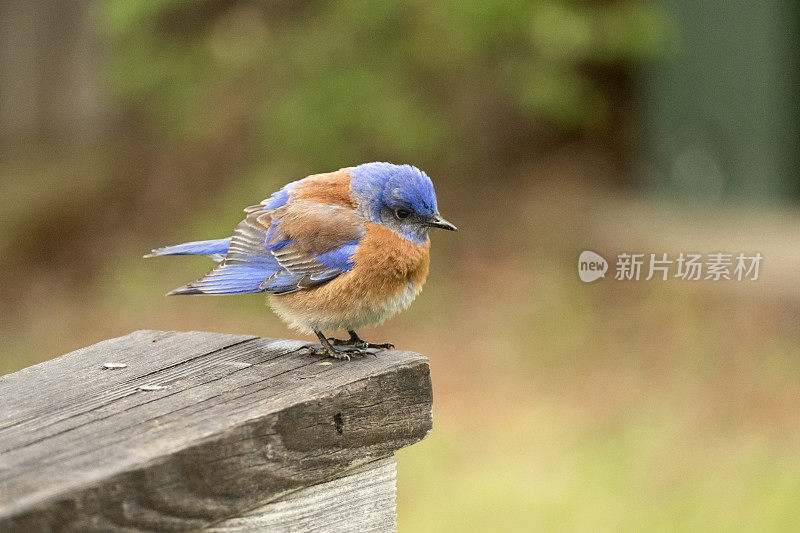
327,330,364,347
310,330,357,360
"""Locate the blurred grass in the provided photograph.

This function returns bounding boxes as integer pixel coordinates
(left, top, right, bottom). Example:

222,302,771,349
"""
397,403,800,532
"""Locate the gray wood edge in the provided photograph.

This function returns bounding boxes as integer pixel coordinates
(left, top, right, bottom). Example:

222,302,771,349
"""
206,456,397,532
0,330,433,531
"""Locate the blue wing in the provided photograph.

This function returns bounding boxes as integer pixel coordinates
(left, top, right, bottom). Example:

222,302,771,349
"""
261,241,360,294
165,206,281,295
165,195,365,296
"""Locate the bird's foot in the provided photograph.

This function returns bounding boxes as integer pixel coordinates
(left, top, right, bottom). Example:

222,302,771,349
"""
310,330,393,360
326,330,395,350
326,337,394,350
306,343,376,360
306,343,349,360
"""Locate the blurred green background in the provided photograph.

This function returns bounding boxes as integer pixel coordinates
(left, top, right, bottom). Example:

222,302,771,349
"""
2,1,800,530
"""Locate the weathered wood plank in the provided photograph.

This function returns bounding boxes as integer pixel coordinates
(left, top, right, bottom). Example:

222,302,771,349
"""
207,456,397,532
0,330,432,531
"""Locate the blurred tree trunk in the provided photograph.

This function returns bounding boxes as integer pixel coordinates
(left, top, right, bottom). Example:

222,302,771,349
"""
0,0,105,146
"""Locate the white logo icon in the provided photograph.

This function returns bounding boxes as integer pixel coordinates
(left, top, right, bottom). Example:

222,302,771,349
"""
578,251,608,282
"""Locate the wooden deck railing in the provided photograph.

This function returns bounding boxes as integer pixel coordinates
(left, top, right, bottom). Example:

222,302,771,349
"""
0,330,433,532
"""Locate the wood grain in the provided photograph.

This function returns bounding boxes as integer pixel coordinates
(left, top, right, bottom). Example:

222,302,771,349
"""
207,456,397,532
0,330,432,531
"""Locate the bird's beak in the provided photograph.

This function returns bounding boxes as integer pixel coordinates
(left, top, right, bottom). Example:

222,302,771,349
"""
428,214,458,231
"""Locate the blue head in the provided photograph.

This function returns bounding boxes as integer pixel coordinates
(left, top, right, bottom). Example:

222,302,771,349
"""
350,162,457,243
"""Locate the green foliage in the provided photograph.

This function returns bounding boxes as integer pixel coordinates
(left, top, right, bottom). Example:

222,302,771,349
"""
96,0,668,169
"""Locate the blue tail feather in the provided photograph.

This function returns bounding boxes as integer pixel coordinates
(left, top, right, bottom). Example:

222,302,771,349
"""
144,238,231,258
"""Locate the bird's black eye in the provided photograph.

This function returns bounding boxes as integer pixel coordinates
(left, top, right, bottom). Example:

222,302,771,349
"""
395,209,411,220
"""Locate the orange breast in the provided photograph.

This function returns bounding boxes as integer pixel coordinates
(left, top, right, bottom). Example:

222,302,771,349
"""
345,222,430,303
269,223,430,328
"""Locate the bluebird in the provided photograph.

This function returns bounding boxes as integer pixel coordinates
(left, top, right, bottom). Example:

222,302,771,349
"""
145,162,456,359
